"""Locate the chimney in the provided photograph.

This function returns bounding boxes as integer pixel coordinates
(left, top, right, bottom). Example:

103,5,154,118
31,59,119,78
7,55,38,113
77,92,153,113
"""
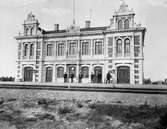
85,20,91,28
54,24,59,31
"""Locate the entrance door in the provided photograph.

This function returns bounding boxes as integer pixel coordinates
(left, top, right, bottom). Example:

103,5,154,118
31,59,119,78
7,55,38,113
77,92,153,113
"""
94,66,102,83
117,66,130,84
24,67,33,82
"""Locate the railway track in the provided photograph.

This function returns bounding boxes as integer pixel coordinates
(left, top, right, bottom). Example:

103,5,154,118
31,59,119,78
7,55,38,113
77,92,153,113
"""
0,82,167,94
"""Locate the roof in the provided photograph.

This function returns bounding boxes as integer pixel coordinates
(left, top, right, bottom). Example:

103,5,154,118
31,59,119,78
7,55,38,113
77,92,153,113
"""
44,26,108,34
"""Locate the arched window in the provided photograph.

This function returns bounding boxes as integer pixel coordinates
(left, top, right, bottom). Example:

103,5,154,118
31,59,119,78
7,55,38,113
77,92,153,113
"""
124,39,130,53
81,67,89,78
30,27,34,35
116,39,122,54
124,19,129,29
30,44,34,56
118,20,123,30
25,28,29,36
24,44,28,56
45,67,53,82
57,67,64,78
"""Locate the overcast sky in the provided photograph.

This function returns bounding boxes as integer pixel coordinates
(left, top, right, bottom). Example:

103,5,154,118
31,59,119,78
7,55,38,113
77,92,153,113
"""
0,0,167,81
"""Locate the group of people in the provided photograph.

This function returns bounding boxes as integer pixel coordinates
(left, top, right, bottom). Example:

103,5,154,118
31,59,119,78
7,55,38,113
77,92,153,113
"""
63,71,113,84
63,72,82,83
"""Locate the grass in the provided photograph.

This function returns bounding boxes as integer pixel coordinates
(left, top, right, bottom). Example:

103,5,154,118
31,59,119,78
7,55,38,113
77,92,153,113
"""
0,97,167,129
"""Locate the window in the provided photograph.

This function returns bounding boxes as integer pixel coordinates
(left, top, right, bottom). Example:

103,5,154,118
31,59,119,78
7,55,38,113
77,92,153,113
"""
57,67,64,78
30,44,34,56
25,28,29,35
124,19,129,29
134,59,139,63
124,39,130,53
81,67,89,78
135,75,139,79
134,65,139,68
95,41,102,55
24,44,28,56
116,39,122,54
30,27,34,35
82,42,89,55
118,20,123,30
46,44,53,56
134,46,140,57
58,43,64,56
69,43,76,55
45,67,53,82
135,70,139,74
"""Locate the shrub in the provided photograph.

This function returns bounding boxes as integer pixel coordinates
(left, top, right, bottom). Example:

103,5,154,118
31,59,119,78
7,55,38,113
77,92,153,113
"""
58,105,74,115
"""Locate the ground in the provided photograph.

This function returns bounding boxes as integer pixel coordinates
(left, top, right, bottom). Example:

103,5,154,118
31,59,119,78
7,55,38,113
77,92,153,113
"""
0,97,167,129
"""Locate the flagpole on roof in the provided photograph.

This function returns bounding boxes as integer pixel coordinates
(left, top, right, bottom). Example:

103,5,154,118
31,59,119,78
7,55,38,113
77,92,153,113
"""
72,0,76,25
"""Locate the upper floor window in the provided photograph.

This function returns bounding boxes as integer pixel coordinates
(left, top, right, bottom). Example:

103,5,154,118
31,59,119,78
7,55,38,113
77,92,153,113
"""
95,41,102,55
82,42,89,55
116,39,122,54
46,44,53,56
124,19,129,29
24,44,28,56
57,67,64,78
58,43,64,56
69,43,76,55
30,27,34,35
118,20,123,30
30,44,34,56
25,28,29,36
124,39,130,53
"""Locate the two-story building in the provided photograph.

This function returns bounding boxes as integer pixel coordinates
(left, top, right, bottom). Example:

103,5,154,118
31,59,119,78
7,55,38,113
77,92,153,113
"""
15,2,146,84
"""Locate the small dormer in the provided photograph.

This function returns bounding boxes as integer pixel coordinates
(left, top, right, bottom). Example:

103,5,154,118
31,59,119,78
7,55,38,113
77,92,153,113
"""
110,1,135,30
23,12,39,36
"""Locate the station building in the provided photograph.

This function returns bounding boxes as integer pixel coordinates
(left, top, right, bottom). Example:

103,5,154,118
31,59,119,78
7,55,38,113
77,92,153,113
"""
15,2,146,84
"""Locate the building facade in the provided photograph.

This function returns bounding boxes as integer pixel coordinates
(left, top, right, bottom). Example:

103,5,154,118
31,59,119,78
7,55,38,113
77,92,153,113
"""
15,3,146,84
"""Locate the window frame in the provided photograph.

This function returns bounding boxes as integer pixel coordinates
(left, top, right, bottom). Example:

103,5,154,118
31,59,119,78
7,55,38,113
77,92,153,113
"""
82,42,89,55
95,41,102,55
58,43,64,56
69,42,77,55
46,44,53,56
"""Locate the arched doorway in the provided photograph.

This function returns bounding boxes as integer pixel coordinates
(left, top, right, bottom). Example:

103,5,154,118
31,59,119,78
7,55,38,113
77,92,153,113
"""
24,67,33,82
117,66,130,84
45,67,53,82
94,66,102,83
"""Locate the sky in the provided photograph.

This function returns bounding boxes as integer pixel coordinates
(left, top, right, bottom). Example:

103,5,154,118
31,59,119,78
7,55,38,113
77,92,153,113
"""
0,0,167,81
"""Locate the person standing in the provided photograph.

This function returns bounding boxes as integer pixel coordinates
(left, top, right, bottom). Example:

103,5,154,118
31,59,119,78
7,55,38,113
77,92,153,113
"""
91,72,94,83
78,72,82,83
106,72,111,84
70,72,74,83
63,72,67,83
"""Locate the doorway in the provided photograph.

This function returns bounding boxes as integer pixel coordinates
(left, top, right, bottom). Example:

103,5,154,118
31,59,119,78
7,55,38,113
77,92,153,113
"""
117,66,130,84
94,66,102,83
24,67,33,82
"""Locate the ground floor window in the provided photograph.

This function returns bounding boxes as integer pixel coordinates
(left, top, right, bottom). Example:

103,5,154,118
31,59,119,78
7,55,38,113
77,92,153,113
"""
45,67,53,82
81,67,89,78
57,67,64,78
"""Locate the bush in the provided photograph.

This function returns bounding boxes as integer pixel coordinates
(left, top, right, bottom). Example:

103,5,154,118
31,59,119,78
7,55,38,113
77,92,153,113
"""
58,105,74,115
156,112,167,129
